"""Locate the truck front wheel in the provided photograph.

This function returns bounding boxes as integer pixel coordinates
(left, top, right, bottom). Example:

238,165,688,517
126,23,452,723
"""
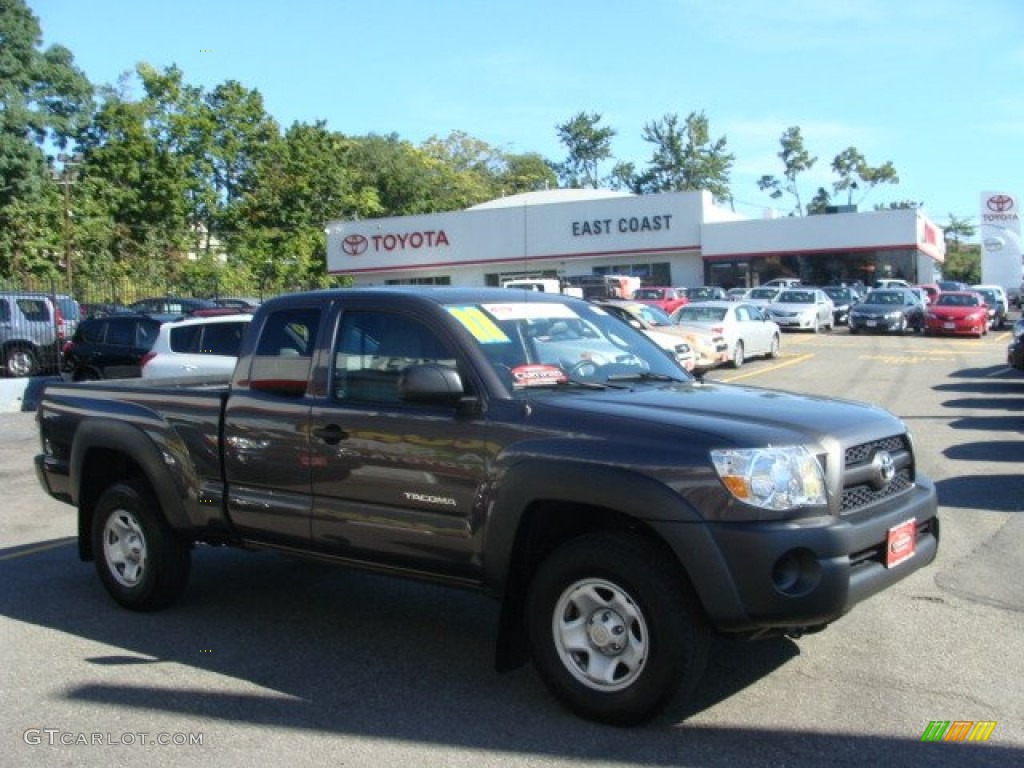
526,533,709,725
91,480,191,611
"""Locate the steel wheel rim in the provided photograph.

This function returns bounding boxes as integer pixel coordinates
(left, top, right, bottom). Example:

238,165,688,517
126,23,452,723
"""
102,509,148,588
9,351,32,377
551,578,648,692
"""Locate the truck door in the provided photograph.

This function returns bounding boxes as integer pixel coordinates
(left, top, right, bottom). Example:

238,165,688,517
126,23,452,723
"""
308,308,490,583
223,305,322,545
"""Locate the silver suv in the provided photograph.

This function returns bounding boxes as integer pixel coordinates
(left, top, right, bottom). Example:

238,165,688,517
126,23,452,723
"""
0,293,63,377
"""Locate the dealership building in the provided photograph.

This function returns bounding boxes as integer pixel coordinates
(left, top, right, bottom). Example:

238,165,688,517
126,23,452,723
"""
325,188,946,291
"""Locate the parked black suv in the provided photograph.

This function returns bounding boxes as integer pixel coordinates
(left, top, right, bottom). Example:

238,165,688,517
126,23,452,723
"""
61,313,163,381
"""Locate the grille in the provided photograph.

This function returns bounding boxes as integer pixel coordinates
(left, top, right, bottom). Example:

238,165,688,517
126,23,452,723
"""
845,435,905,465
840,435,913,515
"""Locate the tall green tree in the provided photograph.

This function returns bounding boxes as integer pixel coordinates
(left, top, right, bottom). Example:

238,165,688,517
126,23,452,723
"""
555,111,615,188
233,121,360,291
942,213,975,252
757,126,817,216
420,130,503,210
345,132,437,216
496,151,558,195
831,147,899,206
630,111,733,202
0,0,92,276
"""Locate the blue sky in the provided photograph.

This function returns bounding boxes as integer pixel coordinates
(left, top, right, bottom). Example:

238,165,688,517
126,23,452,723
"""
28,0,1024,231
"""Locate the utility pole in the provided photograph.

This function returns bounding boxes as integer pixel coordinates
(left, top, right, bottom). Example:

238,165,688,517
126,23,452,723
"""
51,152,84,294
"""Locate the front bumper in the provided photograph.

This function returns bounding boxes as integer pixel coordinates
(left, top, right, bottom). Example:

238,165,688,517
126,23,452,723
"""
651,476,939,632
850,315,904,332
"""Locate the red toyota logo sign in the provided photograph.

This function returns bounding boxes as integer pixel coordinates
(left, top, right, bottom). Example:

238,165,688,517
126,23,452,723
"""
986,194,1015,213
341,234,369,256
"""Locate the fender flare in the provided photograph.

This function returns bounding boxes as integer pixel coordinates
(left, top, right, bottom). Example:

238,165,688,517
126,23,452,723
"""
71,418,191,534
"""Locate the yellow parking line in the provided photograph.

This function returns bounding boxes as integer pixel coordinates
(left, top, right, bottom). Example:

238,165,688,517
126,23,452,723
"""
0,539,75,561
719,353,814,382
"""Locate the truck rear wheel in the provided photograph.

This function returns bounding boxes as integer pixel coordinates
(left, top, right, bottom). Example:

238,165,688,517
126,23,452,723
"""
91,479,191,611
526,533,710,725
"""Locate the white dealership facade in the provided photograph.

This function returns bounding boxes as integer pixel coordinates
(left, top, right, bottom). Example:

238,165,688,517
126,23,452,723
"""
325,189,946,290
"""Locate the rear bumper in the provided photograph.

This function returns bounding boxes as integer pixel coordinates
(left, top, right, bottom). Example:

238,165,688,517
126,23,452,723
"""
34,453,73,504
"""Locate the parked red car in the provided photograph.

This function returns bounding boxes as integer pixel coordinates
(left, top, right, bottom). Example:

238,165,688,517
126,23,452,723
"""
631,286,688,314
923,291,989,337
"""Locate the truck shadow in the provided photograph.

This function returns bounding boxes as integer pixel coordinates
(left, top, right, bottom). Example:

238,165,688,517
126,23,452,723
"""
6,541,1013,766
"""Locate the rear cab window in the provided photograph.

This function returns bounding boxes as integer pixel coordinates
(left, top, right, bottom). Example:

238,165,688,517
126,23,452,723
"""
248,308,322,397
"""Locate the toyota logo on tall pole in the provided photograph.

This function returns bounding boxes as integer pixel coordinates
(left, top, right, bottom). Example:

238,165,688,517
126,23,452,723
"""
986,194,1015,214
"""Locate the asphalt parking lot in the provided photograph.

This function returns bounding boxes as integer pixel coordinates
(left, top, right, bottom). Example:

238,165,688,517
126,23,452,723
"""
2,324,1022,768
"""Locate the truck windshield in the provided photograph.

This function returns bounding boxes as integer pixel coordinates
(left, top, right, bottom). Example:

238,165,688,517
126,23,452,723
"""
445,300,691,393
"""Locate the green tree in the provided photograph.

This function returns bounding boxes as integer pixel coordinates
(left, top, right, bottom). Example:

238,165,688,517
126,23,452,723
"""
420,130,503,210
757,126,817,216
874,200,922,210
942,213,976,252
496,151,558,195
555,111,615,188
831,147,899,206
345,132,437,216
0,0,92,277
942,244,980,284
232,121,359,291
631,111,733,202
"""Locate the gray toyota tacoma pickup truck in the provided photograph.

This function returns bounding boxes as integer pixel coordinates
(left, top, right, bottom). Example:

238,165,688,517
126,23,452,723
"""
34,286,939,725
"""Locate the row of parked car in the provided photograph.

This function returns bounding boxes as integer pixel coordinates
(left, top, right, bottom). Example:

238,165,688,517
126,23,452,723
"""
0,291,259,379
609,278,1018,375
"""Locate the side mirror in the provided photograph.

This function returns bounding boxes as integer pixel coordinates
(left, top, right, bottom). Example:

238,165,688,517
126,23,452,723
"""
399,363,467,405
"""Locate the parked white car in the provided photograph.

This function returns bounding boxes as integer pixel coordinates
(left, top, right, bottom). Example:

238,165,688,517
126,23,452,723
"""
141,313,252,378
765,288,835,332
670,300,781,368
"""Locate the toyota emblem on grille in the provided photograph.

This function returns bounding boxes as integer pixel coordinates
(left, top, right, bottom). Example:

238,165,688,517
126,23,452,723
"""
870,450,896,490
342,234,369,256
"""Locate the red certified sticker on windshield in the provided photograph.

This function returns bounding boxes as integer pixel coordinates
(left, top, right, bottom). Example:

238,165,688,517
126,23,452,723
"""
509,364,567,388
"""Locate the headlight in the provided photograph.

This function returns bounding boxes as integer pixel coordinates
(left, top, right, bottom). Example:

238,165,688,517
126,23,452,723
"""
710,446,826,511
884,311,902,319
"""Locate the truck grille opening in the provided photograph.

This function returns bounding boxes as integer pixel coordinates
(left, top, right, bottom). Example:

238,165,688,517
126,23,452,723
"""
840,435,913,515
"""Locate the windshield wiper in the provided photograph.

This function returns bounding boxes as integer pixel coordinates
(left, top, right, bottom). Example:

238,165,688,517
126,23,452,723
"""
606,371,688,383
561,377,631,390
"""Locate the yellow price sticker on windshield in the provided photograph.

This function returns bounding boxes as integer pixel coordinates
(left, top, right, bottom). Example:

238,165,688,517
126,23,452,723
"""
447,306,510,344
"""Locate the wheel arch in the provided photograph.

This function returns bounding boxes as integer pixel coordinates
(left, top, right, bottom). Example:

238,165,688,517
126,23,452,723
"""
488,460,703,671
72,420,189,561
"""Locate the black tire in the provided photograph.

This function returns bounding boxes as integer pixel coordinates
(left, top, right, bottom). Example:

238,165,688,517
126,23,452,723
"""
5,345,38,378
91,479,191,611
526,533,710,726
731,341,745,369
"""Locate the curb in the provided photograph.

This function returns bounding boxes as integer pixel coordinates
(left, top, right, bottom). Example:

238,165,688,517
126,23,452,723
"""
0,377,58,413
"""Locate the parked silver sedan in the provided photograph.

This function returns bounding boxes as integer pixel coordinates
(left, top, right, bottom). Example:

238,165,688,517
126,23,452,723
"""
765,288,835,332
670,300,781,368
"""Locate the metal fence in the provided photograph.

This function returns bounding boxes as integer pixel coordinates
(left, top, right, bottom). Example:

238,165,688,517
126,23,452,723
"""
0,276,273,378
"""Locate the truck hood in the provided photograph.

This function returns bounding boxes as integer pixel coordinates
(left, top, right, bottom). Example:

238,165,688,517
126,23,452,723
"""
529,380,900,450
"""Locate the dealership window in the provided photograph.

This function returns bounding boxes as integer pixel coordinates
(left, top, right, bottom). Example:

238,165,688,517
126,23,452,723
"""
705,249,923,289
385,276,451,285
593,262,671,285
